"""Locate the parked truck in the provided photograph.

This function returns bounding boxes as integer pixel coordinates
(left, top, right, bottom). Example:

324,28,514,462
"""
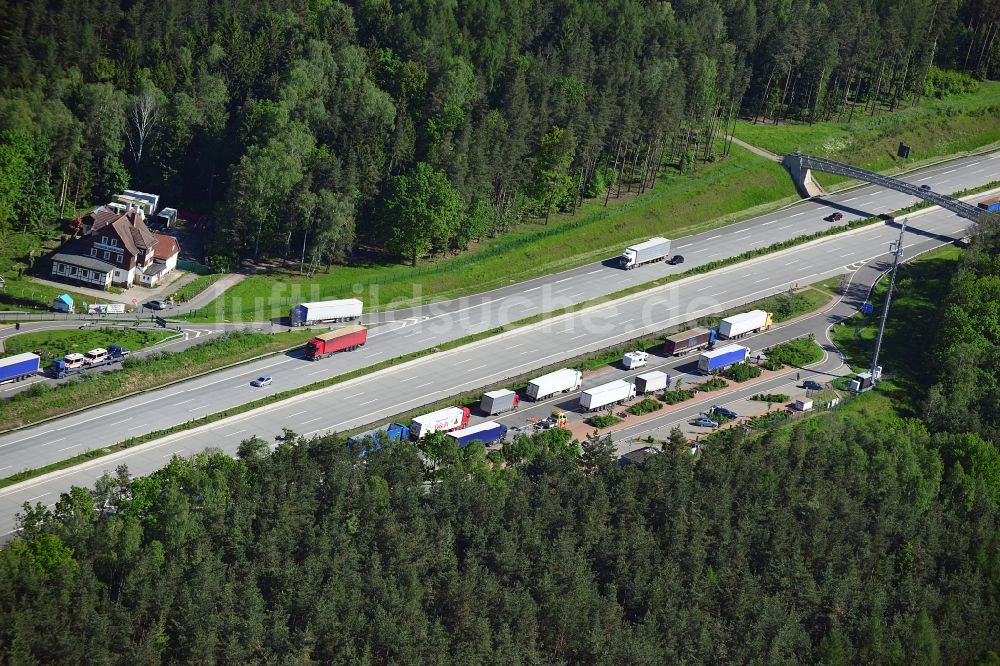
305,325,368,360
718,310,773,339
580,380,636,411
978,196,1000,212
697,344,749,373
0,353,40,384
289,298,363,327
664,327,716,356
448,421,509,448
619,237,671,270
49,345,129,378
411,406,471,439
480,389,519,415
348,422,410,457
526,368,583,401
622,351,648,369
635,370,668,395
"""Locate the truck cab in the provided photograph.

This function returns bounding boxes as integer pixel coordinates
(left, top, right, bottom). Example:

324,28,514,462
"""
619,248,639,269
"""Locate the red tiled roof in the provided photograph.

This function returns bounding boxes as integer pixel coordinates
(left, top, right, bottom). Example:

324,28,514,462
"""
152,233,180,261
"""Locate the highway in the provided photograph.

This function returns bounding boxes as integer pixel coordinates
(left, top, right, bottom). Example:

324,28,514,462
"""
0,188,982,537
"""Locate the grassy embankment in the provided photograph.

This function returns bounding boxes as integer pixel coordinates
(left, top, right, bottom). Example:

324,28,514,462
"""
830,244,962,413
2,327,176,363
735,81,1000,188
0,232,92,312
188,142,798,321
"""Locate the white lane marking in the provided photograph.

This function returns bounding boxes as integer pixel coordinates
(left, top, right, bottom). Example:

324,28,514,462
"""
523,286,541,293
0,429,55,447
554,277,573,284
696,285,713,292
586,269,602,275
753,277,771,284
788,212,805,218
565,292,586,299
301,417,322,424
27,493,50,502
359,399,379,406
174,398,195,406
508,343,524,349
287,411,308,418
126,424,147,431
46,437,66,445
761,220,778,226
413,381,434,389
705,235,722,241
163,449,186,458
916,176,933,182
225,430,246,437
109,418,132,426
570,333,589,340
779,223,796,229
57,444,79,452
941,168,956,175
452,358,476,365
308,368,327,376
0,466,9,473
842,196,858,202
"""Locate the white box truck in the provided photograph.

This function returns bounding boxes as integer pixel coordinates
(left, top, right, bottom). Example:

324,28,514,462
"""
526,368,583,401
410,406,471,439
622,351,648,369
634,370,668,395
717,310,772,339
289,298,363,326
619,237,671,269
580,380,636,411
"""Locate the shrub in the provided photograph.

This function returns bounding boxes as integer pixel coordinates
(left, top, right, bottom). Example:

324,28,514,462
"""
722,363,762,382
661,389,695,404
751,393,790,403
749,410,792,429
585,415,622,428
627,399,662,416
696,377,729,392
763,336,823,368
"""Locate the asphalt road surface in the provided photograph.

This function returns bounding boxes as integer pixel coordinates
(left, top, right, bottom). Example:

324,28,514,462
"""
0,191,979,538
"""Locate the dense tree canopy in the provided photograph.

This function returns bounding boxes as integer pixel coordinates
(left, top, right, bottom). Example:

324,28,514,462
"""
2,410,999,663
0,0,996,265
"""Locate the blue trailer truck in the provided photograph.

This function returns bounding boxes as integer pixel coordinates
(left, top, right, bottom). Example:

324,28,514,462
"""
0,352,41,384
697,344,749,373
348,422,410,457
447,421,508,448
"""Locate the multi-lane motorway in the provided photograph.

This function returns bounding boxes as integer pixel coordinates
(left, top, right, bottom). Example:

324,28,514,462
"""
0,150,996,536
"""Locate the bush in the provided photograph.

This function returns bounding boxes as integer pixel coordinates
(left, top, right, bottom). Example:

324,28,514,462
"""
627,399,662,416
749,410,792,430
585,414,622,428
722,362,762,382
661,389,695,405
924,66,981,99
696,377,729,392
751,393,790,403
763,336,823,368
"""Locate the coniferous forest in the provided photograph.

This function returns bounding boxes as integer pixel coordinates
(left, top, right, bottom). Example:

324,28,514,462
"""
1,0,998,267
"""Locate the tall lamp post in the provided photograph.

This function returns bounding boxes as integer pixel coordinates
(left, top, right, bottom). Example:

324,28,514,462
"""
869,217,908,384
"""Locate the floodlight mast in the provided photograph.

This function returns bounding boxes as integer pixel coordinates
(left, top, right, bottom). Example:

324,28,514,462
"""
870,217,908,383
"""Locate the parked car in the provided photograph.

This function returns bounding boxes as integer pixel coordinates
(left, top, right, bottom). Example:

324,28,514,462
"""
823,212,844,222
711,405,738,419
251,376,273,387
802,379,823,391
693,416,719,428
919,184,932,191
145,300,167,310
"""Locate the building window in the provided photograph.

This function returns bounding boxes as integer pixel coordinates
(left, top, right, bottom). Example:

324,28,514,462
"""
101,236,108,245
90,248,97,257
115,254,121,264
103,251,110,260
110,238,118,247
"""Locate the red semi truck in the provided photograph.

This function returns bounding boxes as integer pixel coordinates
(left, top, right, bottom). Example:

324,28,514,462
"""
305,325,368,360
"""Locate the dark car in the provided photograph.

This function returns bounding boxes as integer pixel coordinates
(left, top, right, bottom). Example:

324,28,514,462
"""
711,405,738,419
667,255,685,265
145,300,167,310
802,379,823,391
919,184,932,191
824,212,844,222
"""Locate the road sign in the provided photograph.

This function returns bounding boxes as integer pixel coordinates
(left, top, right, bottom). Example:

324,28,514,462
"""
132,297,138,305
897,143,910,159
862,303,874,314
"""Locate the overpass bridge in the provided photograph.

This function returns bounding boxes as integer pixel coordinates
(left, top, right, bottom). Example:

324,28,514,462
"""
782,152,984,223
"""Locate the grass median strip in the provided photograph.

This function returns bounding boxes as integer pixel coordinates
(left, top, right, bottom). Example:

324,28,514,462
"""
2,326,176,363
2,183,996,488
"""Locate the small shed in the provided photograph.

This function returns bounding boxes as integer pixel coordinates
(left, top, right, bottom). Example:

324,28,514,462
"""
52,293,74,313
155,207,178,228
795,398,814,412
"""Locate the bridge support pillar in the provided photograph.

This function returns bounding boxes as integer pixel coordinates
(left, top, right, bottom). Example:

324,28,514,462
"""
782,153,826,198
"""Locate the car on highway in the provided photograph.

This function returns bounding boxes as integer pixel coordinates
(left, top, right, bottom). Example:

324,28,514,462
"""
711,405,738,419
667,255,685,265
823,212,844,222
802,379,823,391
251,376,273,387
145,300,167,310
693,416,719,428
919,184,932,191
